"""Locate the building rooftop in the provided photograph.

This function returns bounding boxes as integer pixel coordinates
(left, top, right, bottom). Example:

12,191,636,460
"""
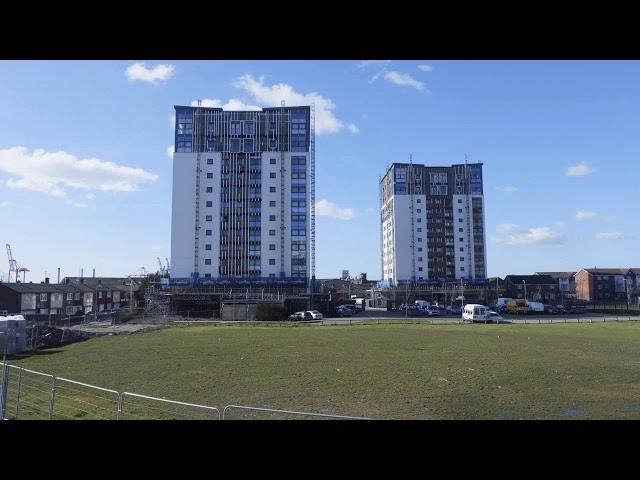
579,268,640,276
534,272,576,279
504,275,557,285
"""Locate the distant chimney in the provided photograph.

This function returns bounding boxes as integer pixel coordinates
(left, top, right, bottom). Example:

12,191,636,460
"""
57,268,60,284
45,277,50,284
98,279,102,286
81,268,84,278
92,268,95,278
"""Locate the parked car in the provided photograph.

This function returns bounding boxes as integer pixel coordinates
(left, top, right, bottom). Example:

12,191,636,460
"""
336,306,353,317
339,304,360,314
289,311,305,321
399,304,422,316
446,305,462,315
304,310,323,320
543,304,559,314
486,311,509,323
425,306,440,316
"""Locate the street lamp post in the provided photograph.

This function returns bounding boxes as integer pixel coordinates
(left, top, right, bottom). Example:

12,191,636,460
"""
522,280,527,300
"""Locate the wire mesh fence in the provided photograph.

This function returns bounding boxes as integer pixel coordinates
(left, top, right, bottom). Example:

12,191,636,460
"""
3,366,54,420
119,392,220,420
51,378,120,420
222,404,370,420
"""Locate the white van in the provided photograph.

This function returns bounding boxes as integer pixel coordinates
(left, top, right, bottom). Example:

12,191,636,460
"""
462,304,490,322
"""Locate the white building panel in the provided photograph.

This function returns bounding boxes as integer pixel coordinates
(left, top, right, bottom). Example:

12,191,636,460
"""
171,152,197,278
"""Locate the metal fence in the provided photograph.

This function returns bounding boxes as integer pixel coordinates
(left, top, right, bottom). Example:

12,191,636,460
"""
0,363,366,420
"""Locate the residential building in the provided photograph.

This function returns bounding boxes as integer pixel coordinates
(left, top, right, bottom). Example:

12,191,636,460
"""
380,160,486,284
534,271,576,297
0,280,90,315
503,275,558,302
62,277,140,311
574,268,640,303
170,104,315,286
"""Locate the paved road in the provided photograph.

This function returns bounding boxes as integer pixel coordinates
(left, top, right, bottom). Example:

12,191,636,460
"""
318,309,639,325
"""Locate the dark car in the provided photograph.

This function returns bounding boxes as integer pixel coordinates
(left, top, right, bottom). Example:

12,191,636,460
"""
336,306,353,317
339,304,360,314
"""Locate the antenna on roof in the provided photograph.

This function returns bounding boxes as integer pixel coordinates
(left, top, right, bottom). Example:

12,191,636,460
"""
281,100,285,107
197,99,202,107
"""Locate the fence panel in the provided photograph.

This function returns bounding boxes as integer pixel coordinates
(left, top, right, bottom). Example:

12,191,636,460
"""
51,377,120,420
120,392,220,420
222,404,370,420
5,366,54,420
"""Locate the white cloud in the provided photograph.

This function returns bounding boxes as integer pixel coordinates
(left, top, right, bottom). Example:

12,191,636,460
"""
595,232,624,240
65,200,87,208
233,74,348,135
167,146,174,159
315,199,355,220
365,207,375,214
125,63,175,84
347,124,360,134
417,64,433,72
565,162,594,177
85,193,96,200
0,146,158,198
494,186,518,193
191,98,261,111
493,223,566,246
357,61,391,83
357,60,390,69
384,71,425,91
575,210,599,221
0,201,10,208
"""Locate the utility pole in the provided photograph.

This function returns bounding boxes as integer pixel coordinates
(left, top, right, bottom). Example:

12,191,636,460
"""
522,280,527,300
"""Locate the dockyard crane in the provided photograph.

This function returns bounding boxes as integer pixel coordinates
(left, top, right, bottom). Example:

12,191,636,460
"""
6,243,29,283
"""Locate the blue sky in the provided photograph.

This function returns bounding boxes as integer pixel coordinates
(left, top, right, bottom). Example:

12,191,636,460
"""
0,60,638,282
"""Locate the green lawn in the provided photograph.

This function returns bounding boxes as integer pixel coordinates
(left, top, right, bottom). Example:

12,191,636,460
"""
6,322,640,419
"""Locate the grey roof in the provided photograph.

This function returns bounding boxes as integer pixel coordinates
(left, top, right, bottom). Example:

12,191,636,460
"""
534,272,576,279
62,277,141,291
504,275,557,285
579,268,640,276
0,282,90,294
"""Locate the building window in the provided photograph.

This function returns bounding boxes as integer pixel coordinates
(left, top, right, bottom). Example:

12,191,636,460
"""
269,259,276,265
230,121,242,135
418,267,423,271
243,138,254,153
417,209,421,213
206,187,212,193
417,238,422,242
417,218,421,222
206,215,212,221
269,244,276,250
205,244,212,250
205,259,212,265
458,218,463,222
270,172,276,179
269,215,276,221
459,228,463,232
417,228,422,232
229,139,241,152
207,173,213,179
40,293,47,302
458,209,463,213
418,248,423,252
206,201,212,207
98,292,102,299
270,158,277,165
206,230,212,236
461,267,465,271
269,230,276,236
270,201,276,207
270,187,276,193
459,237,464,242
460,247,464,251
458,199,462,203
107,291,111,298
204,273,211,278
207,159,213,165
416,199,421,203
243,121,255,135
460,257,465,261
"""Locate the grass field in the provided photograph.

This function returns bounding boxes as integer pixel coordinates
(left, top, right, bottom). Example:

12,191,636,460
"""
6,321,640,419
